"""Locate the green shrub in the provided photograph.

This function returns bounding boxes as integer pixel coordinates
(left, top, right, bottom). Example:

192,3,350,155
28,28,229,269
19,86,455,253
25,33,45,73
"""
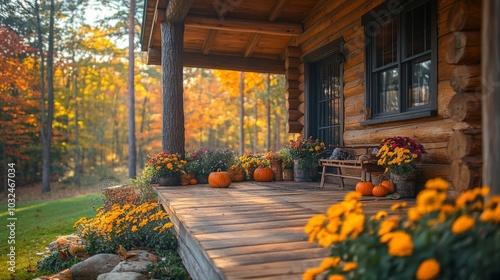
147,250,189,280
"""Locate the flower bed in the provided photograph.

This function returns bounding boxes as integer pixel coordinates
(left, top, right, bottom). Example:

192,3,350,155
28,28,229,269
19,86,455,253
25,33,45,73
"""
304,178,500,280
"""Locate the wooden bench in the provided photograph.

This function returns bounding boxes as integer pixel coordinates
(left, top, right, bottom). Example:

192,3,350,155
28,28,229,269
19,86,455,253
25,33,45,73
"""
318,145,384,188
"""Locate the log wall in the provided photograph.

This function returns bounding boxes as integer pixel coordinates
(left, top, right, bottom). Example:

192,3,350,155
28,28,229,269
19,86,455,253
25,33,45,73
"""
285,0,483,192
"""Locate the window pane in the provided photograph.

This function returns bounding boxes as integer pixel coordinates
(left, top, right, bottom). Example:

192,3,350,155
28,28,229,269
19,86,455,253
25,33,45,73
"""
408,58,431,107
405,3,431,57
375,18,398,68
377,67,399,112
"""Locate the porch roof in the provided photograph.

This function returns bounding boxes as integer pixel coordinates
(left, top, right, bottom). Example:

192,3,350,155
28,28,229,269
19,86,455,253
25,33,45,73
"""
141,0,321,73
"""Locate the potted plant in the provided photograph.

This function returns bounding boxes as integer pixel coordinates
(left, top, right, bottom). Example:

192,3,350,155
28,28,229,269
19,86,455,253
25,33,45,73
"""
287,137,326,182
239,153,269,180
186,147,236,184
264,151,283,181
147,151,187,186
277,148,294,181
376,136,426,198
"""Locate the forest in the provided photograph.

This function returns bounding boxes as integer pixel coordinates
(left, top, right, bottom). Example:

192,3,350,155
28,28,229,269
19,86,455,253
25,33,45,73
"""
0,0,288,192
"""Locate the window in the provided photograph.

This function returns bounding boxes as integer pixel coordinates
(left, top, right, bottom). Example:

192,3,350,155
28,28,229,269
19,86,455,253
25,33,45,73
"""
362,0,437,124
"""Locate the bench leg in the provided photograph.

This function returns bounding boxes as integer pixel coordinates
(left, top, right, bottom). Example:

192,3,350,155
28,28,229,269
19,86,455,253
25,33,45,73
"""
320,165,326,188
338,167,345,189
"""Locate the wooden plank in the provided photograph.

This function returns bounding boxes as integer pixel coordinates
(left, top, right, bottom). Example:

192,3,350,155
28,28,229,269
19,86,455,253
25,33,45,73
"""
200,233,309,250
207,241,318,259
223,258,324,279
185,15,303,36
183,52,285,74
192,219,310,234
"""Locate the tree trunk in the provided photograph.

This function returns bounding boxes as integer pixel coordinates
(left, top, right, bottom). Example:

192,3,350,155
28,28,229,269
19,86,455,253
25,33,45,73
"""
239,71,245,155
74,72,81,187
138,96,148,169
482,0,500,196
265,74,271,152
274,111,280,151
128,0,137,178
42,0,55,193
161,21,185,158
253,95,258,154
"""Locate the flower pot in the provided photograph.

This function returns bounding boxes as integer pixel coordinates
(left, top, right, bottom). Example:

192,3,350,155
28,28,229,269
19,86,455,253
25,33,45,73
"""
282,169,293,181
228,168,244,182
158,176,180,186
270,160,283,181
390,173,417,198
293,160,318,182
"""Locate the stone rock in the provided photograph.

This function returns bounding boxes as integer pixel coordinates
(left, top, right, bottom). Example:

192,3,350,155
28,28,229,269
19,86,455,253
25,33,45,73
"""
119,250,157,262
97,272,148,280
111,260,152,274
70,253,121,280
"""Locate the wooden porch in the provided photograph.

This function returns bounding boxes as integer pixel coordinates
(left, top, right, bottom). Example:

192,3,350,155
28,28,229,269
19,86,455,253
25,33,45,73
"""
156,181,415,280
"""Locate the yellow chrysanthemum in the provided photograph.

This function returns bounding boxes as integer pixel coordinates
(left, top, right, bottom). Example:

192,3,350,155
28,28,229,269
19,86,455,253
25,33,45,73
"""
344,191,362,202
371,210,388,221
416,258,440,280
451,215,475,234
386,231,414,257
303,267,322,280
416,189,446,213
378,216,400,236
342,262,357,272
407,207,423,222
327,204,346,218
390,202,408,211
424,178,449,191
319,257,341,270
340,213,364,239
328,275,346,280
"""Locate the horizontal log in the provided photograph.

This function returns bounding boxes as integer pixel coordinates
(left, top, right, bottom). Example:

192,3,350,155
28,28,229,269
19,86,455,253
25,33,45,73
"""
343,63,364,84
438,80,457,118
450,65,481,93
286,98,301,110
298,102,305,114
447,0,482,31
344,94,364,117
285,89,301,99
286,68,301,81
284,46,302,59
285,57,301,70
421,142,451,164
286,109,303,121
298,82,304,92
183,52,285,74
298,93,304,103
286,121,303,134
344,114,365,131
419,163,451,182
446,128,482,160
450,157,482,192
445,31,481,65
285,80,300,90
185,15,303,36
344,119,471,145
344,79,364,99
448,92,482,124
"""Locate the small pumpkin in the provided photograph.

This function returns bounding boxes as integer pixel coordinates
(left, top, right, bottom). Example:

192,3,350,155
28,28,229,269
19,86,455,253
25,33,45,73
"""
355,181,374,196
372,185,390,197
180,173,191,186
208,169,232,188
253,166,274,182
380,180,394,194
189,178,198,185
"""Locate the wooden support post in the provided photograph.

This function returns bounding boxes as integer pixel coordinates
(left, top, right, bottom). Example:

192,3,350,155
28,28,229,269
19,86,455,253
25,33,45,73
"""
482,0,500,195
161,20,186,157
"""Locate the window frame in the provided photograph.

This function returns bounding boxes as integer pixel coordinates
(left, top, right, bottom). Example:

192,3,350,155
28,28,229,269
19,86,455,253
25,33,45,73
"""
362,0,438,125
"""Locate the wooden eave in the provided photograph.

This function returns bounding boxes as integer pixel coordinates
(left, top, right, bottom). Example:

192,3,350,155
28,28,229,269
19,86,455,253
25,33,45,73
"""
141,0,322,73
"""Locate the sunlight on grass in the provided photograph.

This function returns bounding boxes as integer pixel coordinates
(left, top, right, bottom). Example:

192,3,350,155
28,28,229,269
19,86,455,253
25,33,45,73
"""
0,192,102,280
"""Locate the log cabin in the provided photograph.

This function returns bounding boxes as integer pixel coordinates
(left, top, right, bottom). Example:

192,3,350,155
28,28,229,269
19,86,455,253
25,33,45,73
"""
141,0,500,195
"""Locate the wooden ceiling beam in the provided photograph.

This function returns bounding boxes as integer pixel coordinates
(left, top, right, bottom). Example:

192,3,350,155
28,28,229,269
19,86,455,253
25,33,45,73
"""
202,29,218,55
184,52,285,74
244,33,262,57
268,0,288,21
185,15,303,36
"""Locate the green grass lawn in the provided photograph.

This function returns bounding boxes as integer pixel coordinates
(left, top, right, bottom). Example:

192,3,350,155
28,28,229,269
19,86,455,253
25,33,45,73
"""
0,192,103,280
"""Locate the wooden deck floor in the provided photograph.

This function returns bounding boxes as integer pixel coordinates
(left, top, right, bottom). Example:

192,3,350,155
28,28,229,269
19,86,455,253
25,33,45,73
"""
156,181,414,280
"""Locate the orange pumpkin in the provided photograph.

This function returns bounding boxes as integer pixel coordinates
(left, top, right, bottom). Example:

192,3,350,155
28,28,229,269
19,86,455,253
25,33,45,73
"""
380,180,394,194
355,181,374,196
254,166,274,182
208,169,232,188
189,178,198,185
372,185,390,197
